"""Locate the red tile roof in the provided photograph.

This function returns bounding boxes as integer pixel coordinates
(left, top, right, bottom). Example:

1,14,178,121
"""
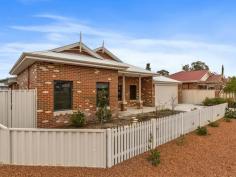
169,70,209,82
205,74,223,83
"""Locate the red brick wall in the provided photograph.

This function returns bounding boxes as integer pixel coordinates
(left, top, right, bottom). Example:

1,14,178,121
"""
141,77,154,106
17,63,37,89
118,76,140,107
118,76,154,107
17,62,118,128
182,83,198,89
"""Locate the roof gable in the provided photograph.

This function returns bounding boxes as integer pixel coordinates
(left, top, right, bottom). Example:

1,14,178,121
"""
94,47,122,62
170,70,209,82
51,42,103,59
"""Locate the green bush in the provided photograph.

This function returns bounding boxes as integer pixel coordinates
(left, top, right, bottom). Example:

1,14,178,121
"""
203,97,226,106
70,111,85,127
148,149,161,166
207,120,219,127
225,108,236,119
225,98,236,108
96,89,112,124
96,107,112,123
196,126,208,136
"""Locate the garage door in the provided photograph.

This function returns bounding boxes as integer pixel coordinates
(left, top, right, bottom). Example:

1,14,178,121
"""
155,84,178,109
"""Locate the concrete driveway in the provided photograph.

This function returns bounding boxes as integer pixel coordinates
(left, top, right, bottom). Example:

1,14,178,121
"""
174,104,205,112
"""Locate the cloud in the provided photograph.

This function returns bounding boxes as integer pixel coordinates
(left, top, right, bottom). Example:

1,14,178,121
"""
4,13,236,78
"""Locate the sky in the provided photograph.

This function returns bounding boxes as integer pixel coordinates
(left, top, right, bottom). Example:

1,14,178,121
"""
1,0,236,78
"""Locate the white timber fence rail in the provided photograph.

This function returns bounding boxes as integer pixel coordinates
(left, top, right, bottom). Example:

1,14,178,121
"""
106,103,227,167
0,89,36,128
0,103,227,168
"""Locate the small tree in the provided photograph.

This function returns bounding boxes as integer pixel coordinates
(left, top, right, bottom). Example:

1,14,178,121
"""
182,61,209,71
182,64,190,71
191,61,209,71
157,69,169,76
96,89,112,125
170,96,177,112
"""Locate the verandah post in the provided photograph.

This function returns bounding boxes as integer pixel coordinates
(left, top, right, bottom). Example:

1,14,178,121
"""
151,119,156,149
181,113,184,135
106,128,112,168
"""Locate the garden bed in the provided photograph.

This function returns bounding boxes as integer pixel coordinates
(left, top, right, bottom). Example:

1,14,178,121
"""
66,109,182,129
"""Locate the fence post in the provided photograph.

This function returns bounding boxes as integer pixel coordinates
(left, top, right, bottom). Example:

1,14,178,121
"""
151,119,157,149
199,109,201,127
211,106,214,122
106,128,112,168
181,113,184,135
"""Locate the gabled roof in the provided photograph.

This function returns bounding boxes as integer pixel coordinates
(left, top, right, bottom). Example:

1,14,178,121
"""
51,42,103,59
205,74,223,83
94,47,123,62
10,41,157,77
170,70,209,82
154,76,180,84
10,51,129,75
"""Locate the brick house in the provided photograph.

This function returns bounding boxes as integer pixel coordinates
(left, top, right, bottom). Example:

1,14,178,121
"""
10,42,156,128
170,70,225,90
170,70,226,101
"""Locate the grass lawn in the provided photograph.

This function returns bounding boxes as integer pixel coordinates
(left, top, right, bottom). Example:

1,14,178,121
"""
0,119,235,177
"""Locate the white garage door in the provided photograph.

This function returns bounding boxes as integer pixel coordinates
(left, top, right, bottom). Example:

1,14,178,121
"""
155,84,178,109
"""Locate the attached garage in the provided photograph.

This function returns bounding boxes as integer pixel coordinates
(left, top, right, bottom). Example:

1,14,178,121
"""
154,76,180,109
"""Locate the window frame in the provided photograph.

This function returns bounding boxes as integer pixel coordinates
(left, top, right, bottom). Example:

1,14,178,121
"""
96,82,110,107
54,80,73,111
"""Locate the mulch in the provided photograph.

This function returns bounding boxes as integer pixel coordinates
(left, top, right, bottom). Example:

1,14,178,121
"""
0,119,236,177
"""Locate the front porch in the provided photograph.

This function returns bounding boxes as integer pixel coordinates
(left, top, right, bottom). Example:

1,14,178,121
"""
117,74,154,111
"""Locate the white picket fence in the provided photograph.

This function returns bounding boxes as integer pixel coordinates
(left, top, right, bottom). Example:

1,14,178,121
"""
0,90,36,128
0,103,227,168
107,103,227,167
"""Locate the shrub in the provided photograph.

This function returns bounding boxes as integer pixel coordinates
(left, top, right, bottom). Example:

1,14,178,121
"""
96,89,112,124
225,108,236,119
148,149,161,166
70,110,85,127
203,97,226,106
225,98,236,108
96,107,112,123
196,126,208,136
208,120,219,127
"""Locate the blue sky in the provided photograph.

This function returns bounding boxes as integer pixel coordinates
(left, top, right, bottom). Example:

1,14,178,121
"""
1,0,236,78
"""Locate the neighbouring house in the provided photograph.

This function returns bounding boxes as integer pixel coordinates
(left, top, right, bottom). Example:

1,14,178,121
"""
170,70,225,90
153,76,180,109
9,41,156,128
170,70,226,104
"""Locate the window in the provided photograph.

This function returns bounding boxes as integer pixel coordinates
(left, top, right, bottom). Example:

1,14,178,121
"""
54,81,73,111
130,85,137,100
96,82,109,106
118,85,122,101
